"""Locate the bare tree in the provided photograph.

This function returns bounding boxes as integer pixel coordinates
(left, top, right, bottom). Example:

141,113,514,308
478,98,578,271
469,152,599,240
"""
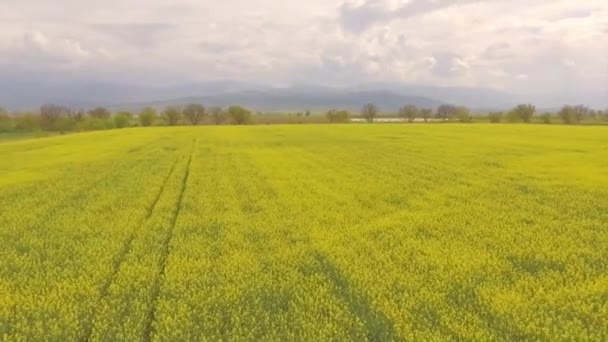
69,109,86,122
88,107,111,119
361,103,378,123
399,105,419,123
182,104,206,125
573,105,591,121
162,106,182,126
436,104,457,120
420,108,432,123
209,106,225,125
40,104,69,130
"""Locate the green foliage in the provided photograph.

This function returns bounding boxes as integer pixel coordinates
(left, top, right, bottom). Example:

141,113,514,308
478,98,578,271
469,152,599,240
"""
326,109,351,123
228,105,252,125
114,112,133,129
540,113,552,124
55,116,78,132
512,104,536,123
558,105,585,125
140,107,158,127
0,112,15,132
488,112,503,123
455,106,471,122
506,110,521,123
78,117,114,131
14,113,40,131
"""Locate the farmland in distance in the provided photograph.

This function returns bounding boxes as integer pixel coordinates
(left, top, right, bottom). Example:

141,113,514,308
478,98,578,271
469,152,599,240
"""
1,124,607,340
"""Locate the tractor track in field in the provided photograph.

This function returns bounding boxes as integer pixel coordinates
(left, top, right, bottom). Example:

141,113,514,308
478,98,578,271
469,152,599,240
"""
3,139,169,231
143,139,196,342
80,158,179,342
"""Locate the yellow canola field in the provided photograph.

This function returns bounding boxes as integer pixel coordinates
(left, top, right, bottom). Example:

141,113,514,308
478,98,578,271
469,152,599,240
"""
0,124,607,340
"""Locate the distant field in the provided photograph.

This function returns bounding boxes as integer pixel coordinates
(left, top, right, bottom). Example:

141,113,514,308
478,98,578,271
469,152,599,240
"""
1,125,607,340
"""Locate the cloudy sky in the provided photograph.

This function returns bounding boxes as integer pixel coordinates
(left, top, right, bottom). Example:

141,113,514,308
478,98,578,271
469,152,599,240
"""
1,0,607,105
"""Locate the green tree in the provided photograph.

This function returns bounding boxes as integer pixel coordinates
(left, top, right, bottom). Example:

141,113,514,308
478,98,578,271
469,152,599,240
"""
540,113,552,124
488,112,503,123
228,106,252,125
139,107,157,127
15,113,40,131
361,103,378,123
558,106,577,124
326,109,350,123
162,106,182,126
0,111,15,132
455,106,471,122
398,105,418,123
114,111,133,128
512,104,535,123
505,110,520,123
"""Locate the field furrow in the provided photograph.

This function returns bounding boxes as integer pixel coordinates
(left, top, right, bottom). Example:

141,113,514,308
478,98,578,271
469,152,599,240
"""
80,157,179,341
143,140,195,342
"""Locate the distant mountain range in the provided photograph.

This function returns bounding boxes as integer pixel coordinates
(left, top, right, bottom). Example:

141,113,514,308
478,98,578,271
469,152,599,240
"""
0,79,526,112
114,87,444,112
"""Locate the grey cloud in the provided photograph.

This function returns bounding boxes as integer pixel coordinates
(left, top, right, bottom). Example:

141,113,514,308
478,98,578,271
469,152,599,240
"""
16,32,91,66
431,52,469,78
339,0,391,33
339,0,483,33
554,8,593,20
483,42,513,60
1,0,607,108
89,23,174,48
494,25,543,36
394,0,481,19
198,40,253,55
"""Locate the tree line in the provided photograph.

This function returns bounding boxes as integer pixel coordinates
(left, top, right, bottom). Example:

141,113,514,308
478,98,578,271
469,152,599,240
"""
355,103,608,124
0,104,257,133
1,102,607,134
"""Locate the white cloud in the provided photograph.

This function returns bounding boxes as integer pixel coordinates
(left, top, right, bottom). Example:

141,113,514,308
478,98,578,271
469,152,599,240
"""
0,0,606,104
